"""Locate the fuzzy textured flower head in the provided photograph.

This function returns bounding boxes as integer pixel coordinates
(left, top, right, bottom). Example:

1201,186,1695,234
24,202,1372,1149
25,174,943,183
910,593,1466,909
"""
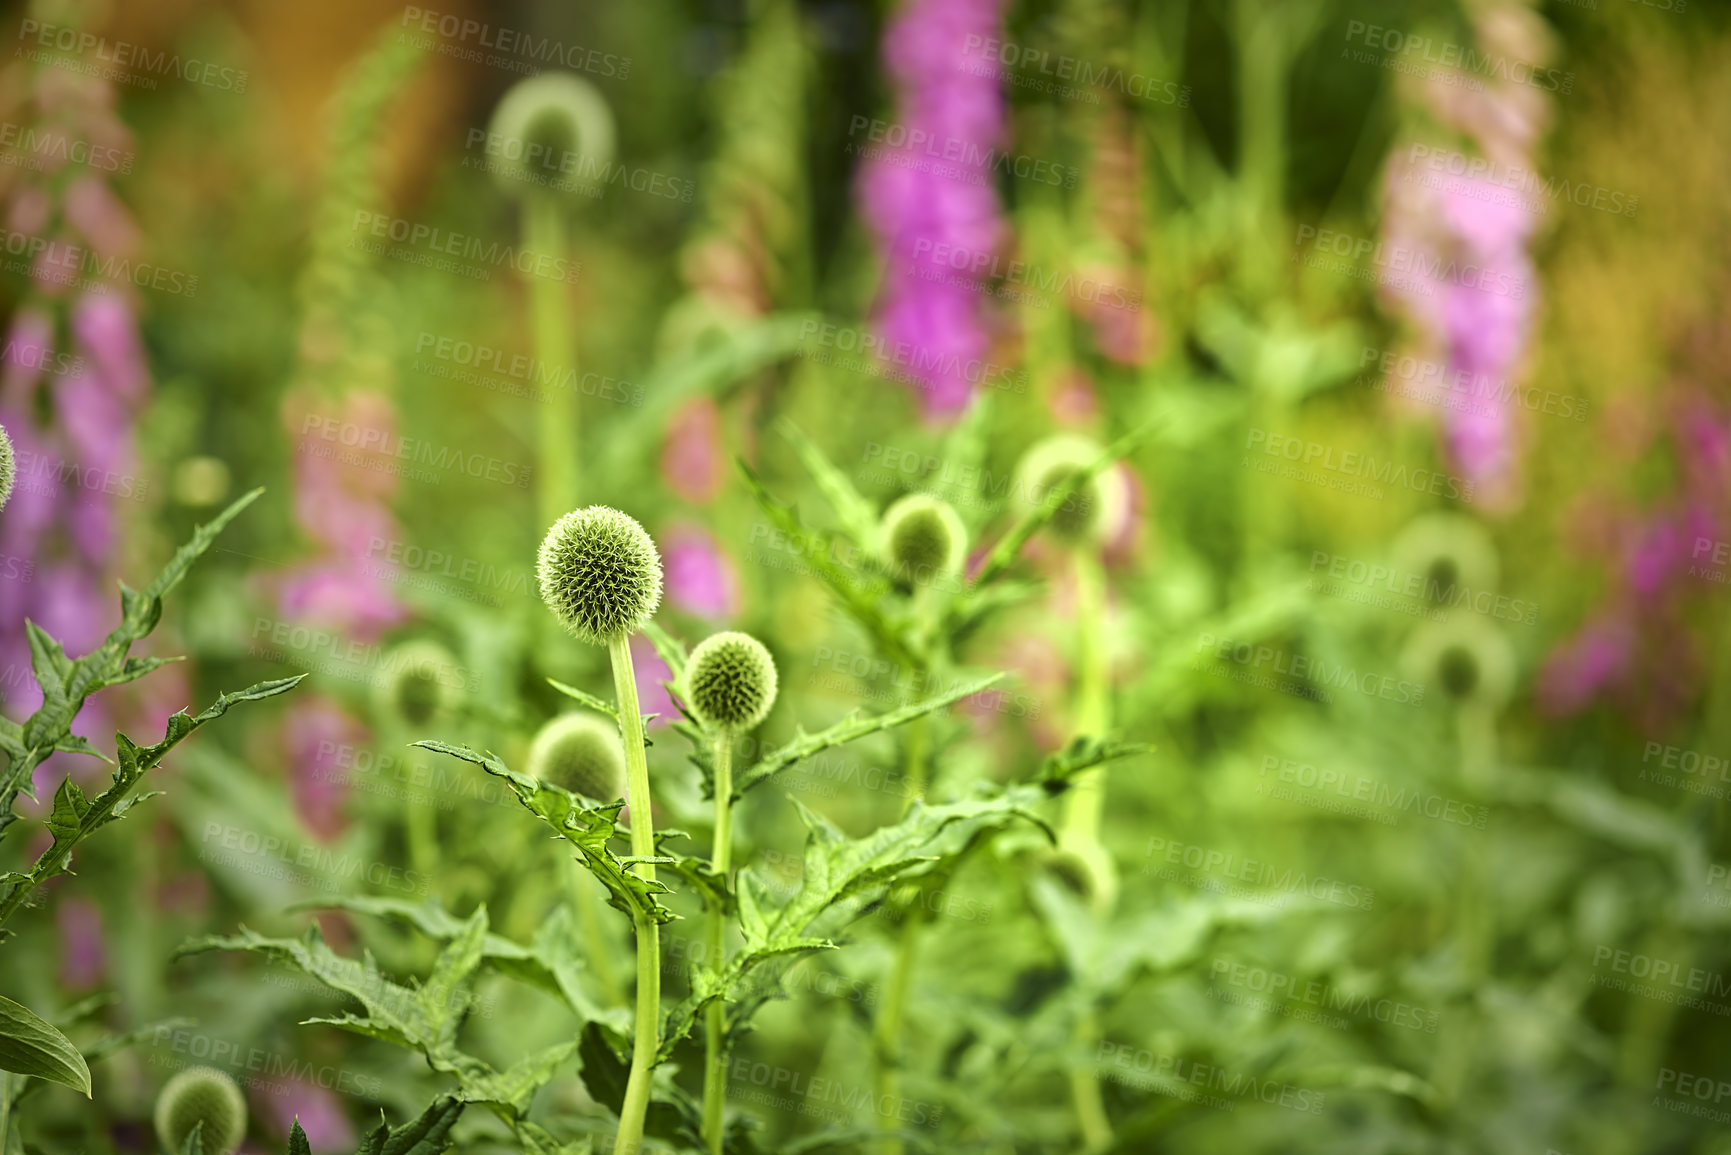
1401,617,1517,711
155,1066,247,1155
487,73,615,202
685,630,778,732
0,422,14,511
527,712,627,802
1390,512,1500,607
373,640,461,728
538,507,663,645
881,494,967,587
1013,434,1129,546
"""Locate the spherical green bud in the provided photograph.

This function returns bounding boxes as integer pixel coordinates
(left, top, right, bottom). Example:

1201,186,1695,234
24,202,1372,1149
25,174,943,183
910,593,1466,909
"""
487,74,615,202
374,640,460,728
1391,513,1499,608
685,631,778,732
155,1067,246,1155
1012,434,1129,546
0,422,14,511
527,713,627,801
880,494,967,587
537,507,663,645
1401,618,1516,710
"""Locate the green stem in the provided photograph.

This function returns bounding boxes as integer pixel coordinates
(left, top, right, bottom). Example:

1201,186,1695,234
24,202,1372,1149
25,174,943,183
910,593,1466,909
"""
1431,704,1496,1106
525,191,579,532
873,905,924,1155
610,635,659,1155
1070,1009,1112,1153
702,736,734,1155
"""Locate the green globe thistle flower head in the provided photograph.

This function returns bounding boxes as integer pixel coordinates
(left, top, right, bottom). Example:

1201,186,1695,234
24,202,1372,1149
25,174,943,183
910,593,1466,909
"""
880,494,967,589
487,73,615,202
685,631,778,733
1391,513,1500,609
374,639,462,727
155,1066,247,1155
0,422,13,511
538,506,663,645
1012,434,1130,547
527,712,627,802
1401,617,1517,711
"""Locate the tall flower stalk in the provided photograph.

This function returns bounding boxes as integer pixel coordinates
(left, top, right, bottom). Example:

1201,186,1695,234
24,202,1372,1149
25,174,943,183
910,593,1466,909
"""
536,506,665,1155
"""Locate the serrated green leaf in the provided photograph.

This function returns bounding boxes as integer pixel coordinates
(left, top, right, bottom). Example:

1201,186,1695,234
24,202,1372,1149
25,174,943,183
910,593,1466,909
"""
356,1095,464,1155
547,679,619,722
177,1121,204,1155
776,418,882,549
734,674,1004,797
287,1120,311,1155
0,996,90,1097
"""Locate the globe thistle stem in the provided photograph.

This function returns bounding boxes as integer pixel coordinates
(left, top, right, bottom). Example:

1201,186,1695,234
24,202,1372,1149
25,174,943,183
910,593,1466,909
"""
527,190,579,533
702,734,734,1155
608,634,659,1155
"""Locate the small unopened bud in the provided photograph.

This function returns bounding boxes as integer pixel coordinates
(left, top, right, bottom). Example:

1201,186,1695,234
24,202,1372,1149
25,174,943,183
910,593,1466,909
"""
486,74,615,202
1012,434,1129,546
880,494,967,587
537,506,664,645
685,631,778,733
155,1067,246,1155
527,713,627,802
375,640,461,727
1401,618,1516,710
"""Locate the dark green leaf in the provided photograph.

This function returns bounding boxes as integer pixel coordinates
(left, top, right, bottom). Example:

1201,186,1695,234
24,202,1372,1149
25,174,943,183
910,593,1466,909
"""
0,995,90,1097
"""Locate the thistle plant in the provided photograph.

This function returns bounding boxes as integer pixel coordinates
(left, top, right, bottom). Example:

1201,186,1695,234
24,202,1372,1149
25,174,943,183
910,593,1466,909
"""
880,494,968,593
537,505,664,1155
489,75,615,530
681,630,778,1154
528,712,629,801
154,1067,246,1155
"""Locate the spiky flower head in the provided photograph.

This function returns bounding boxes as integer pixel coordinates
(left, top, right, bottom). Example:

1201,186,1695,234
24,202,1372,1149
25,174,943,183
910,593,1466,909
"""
1012,433,1129,546
880,494,967,587
685,631,778,732
527,713,627,801
374,639,461,727
538,507,663,645
487,73,615,201
1391,513,1499,607
1401,618,1517,710
155,1067,247,1155
0,422,14,511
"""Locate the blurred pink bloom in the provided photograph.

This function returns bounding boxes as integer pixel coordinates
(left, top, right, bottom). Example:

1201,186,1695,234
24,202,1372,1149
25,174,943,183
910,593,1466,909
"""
72,292,148,402
258,1080,355,1151
1537,616,1634,717
65,176,139,258
662,397,725,503
662,525,739,619
285,698,366,842
630,633,676,732
858,0,1008,417
56,898,107,990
